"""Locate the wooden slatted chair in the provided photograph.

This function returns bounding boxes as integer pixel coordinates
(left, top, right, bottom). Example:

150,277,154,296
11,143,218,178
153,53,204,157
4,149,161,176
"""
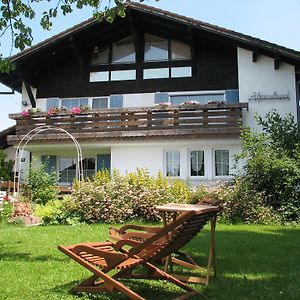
58,209,218,300
109,204,222,285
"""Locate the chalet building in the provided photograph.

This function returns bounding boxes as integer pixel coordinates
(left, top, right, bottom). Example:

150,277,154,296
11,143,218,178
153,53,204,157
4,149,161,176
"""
1,2,299,185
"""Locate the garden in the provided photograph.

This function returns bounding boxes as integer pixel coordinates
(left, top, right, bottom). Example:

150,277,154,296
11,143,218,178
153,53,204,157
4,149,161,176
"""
0,111,299,299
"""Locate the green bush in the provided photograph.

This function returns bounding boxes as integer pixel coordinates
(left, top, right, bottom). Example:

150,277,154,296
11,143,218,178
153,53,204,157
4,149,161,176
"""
69,168,190,223
236,111,300,222
35,197,81,225
24,164,58,205
0,201,13,222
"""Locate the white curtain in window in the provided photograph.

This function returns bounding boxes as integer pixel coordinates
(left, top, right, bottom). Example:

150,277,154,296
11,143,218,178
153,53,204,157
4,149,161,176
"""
171,40,191,60
112,36,135,63
144,34,168,61
191,151,203,172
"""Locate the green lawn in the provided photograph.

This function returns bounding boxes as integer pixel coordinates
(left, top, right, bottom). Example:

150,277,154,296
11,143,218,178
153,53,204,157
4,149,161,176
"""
0,222,299,300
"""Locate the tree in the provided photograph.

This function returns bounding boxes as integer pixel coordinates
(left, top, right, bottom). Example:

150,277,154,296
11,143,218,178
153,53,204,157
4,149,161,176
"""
0,0,156,73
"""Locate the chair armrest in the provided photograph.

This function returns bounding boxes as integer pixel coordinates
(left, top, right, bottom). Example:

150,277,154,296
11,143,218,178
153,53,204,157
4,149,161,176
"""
111,224,163,234
72,244,126,262
114,239,142,251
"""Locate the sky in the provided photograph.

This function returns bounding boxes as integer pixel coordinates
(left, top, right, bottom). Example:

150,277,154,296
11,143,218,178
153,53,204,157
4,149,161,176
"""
0,0,300,131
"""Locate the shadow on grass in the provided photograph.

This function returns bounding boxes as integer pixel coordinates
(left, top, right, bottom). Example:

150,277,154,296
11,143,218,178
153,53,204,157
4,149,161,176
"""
52,279,189,300
0,251,66,262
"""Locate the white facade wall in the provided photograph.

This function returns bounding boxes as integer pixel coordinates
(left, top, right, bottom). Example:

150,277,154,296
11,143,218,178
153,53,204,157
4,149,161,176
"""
237,47,297,129
111,139,242,184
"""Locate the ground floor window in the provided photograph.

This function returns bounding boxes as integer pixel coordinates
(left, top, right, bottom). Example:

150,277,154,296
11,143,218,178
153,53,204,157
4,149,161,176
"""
214,150,229,176
190,150,205,176
165,150,180,177
59,157,95,184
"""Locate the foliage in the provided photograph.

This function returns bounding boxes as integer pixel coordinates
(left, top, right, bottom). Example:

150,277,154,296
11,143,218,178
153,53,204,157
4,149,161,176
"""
64,168,190,224
235,111,300,222
0,200,13,222
24,164,57,204
35,197,81,225
0,149,14,182
0,0,152,72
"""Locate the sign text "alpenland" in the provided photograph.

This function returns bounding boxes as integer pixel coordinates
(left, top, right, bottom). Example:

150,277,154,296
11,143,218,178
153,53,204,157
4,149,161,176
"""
248,92,290,101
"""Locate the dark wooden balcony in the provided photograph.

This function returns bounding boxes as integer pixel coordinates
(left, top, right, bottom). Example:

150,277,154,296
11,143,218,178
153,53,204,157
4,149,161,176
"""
8,103,248,144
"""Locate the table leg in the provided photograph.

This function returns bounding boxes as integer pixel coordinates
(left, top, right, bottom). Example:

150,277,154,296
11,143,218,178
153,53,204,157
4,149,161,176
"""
206,216,216,285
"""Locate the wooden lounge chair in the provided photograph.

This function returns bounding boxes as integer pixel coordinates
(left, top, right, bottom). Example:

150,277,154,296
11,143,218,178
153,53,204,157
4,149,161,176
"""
58,209,218,300
109,204,221,285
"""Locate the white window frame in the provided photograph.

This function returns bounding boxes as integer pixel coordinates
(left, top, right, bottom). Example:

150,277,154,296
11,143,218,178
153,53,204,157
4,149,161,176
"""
188,149,206,179
164,149,181,178
46,97,111,111
213,149,231,178
168,90,226,105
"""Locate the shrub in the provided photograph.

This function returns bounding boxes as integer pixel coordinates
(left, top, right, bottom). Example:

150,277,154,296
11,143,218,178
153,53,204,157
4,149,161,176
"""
0,200,13,222
236,111,300,222
70,168,190,223
35,197,81,225
24,164,58,204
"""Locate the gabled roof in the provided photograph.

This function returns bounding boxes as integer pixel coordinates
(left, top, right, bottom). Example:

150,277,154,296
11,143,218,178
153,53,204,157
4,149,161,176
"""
1,2,300,92
9,2,300,63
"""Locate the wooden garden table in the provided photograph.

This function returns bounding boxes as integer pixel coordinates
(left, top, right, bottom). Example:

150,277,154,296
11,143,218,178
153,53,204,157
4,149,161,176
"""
155,203,218,285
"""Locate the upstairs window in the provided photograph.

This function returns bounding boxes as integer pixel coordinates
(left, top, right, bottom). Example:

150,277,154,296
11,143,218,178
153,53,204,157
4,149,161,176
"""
144,34,191,62
112,36,136,64
171,40,191,60
61,98,88,110
144,34,168,61
91,46,109,65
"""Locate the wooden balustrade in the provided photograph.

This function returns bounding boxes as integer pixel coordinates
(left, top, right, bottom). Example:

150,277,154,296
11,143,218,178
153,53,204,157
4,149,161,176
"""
8,103,248,143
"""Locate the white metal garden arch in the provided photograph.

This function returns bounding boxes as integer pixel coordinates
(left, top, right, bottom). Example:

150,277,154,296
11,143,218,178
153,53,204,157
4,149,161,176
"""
13,125,83,200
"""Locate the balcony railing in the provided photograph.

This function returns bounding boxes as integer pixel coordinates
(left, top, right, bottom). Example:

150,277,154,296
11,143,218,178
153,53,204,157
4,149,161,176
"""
8,103,248,143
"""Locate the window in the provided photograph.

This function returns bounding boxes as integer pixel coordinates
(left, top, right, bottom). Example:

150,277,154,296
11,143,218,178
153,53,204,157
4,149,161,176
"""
91,46,109,65
59,157,95,184
215,150,229,176
46,98,59,110
112,36,136,64
111,69,136,81
61,98,88,110
165,150,180,177
143,68,169,79
190,150,204,177
59,158,77,184
170,93,224,105
171,40,191,60
90,71,109,82
171,67,192,78
144,34,168,61
92,98,109,109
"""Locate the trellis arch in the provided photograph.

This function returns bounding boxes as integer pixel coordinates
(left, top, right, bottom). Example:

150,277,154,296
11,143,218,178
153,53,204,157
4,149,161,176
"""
13,125,83,199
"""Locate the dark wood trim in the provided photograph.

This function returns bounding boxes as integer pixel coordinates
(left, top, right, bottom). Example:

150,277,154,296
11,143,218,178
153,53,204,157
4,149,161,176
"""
274,54,280,70
68,35,88,79
252,48,258,62
24,81,36,108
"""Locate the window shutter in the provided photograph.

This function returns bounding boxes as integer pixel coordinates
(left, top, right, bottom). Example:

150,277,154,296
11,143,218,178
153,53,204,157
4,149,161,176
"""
225,90,239,104
46,98,60,111
155,92,169,104
110,95,123,108
41,155,57,174
97,154,111,171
